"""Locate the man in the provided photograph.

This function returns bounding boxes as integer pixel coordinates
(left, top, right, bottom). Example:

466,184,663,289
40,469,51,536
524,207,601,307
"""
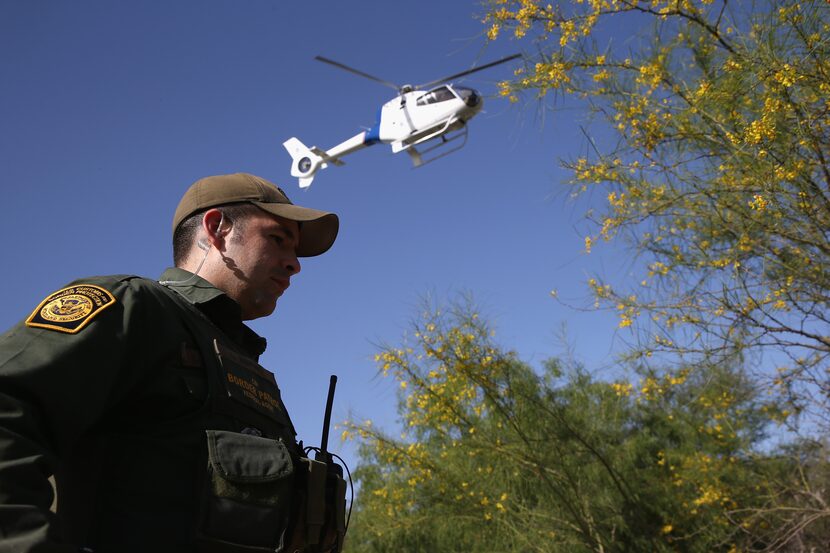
0,173,342,553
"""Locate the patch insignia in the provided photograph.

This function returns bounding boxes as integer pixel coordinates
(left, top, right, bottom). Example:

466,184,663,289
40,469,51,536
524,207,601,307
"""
214,339,290,424
26,284,116,334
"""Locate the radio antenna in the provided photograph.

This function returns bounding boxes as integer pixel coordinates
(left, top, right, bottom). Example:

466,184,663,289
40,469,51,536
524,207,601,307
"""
317,375,337,460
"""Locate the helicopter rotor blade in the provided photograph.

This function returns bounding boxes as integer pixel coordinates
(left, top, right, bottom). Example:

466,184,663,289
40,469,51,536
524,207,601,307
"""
315,56,401,91
416,53,522,89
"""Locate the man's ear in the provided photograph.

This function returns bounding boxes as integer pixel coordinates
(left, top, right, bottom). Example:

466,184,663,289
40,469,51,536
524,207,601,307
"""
200,208,227,250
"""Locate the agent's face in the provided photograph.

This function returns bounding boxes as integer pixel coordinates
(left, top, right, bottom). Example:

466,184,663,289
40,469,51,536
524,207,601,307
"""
219,209,301,320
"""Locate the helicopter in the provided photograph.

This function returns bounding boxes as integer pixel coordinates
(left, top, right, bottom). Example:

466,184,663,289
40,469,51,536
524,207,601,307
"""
283,53,521,188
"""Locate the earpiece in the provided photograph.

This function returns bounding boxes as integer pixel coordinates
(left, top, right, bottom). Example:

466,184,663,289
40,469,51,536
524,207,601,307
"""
217,213,226,236
196,213,226,251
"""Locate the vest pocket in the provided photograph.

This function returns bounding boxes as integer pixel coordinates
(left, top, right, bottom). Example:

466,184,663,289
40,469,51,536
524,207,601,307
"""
197,430,296,552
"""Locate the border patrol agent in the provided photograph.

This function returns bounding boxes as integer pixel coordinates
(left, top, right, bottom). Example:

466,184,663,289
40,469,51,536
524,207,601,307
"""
0,173,343,553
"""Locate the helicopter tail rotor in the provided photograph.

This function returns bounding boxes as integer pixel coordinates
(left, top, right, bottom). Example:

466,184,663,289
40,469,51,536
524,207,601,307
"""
284,137,327,189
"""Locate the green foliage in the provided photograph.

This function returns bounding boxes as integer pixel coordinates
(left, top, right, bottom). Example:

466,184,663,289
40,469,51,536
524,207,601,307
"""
343,302,827,552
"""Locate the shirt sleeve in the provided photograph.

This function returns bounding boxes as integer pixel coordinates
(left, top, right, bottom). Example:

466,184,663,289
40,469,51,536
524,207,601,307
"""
0,277,154,552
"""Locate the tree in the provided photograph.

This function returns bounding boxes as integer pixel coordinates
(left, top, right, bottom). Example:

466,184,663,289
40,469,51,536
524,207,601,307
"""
343,301,812,552
481,0,830,546
485,0,830,428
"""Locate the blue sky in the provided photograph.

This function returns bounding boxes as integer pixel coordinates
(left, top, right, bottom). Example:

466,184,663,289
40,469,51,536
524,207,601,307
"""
1,1,626,469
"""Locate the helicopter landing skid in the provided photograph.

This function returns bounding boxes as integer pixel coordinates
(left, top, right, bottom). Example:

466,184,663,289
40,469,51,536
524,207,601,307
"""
407,125,468,168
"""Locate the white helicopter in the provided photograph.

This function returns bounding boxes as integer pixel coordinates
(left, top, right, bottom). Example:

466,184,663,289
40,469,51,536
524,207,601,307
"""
283,53,521,188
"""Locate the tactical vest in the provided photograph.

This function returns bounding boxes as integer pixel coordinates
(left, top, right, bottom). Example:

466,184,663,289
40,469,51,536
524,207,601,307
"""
153,279,305,553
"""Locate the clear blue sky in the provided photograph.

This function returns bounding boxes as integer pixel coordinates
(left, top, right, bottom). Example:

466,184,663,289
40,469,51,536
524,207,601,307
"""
1,1,625,470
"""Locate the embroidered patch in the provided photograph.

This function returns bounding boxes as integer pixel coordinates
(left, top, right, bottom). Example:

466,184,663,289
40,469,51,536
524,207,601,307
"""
214,339,290,424
26,284,116,334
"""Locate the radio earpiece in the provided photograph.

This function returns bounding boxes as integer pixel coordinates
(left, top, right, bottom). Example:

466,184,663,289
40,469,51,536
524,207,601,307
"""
197,213,226,251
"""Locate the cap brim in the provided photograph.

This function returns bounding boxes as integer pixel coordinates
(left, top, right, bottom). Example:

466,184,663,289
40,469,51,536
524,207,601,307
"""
253,201,339,257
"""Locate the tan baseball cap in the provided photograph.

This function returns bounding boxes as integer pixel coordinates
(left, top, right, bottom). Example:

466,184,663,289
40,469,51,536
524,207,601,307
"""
173,173,339,257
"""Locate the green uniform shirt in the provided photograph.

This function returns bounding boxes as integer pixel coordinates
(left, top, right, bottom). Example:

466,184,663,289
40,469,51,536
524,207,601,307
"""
0,268,299,553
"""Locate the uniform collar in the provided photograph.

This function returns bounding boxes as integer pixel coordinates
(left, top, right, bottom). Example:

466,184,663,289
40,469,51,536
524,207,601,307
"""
158,267,267,358
159,267,226,304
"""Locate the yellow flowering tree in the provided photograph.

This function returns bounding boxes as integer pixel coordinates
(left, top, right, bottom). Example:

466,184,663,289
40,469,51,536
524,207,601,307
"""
482,0,830,546
484,0,830,410
342,302,819,552
486,0,830,423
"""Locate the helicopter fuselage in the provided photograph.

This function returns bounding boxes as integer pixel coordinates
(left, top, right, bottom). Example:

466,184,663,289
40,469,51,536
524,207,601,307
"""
367,84,482,150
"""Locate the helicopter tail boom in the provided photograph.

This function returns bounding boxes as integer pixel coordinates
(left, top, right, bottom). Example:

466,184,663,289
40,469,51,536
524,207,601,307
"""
284,133,373,188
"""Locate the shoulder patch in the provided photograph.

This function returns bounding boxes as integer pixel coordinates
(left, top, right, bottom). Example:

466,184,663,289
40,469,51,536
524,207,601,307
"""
26,284,116,334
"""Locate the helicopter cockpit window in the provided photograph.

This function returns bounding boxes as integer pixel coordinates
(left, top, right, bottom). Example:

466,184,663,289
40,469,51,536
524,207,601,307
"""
416,86,456,106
